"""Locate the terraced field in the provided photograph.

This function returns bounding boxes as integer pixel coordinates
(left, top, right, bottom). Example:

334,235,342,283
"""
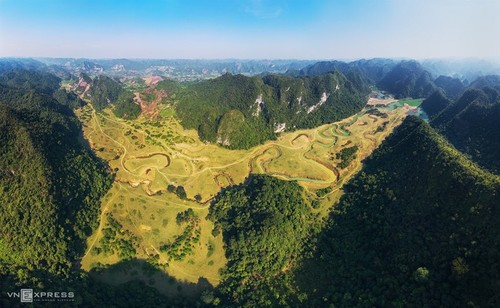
77,96,417,297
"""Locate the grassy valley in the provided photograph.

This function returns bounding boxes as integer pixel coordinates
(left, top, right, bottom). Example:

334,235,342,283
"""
1,57,499,306
3,0,500,305
76,84,415,297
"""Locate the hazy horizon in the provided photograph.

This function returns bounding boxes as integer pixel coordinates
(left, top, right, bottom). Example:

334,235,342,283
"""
4,56,500,63
1,0,499,60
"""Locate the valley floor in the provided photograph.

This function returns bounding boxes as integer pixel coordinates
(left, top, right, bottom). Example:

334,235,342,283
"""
77,96,418,297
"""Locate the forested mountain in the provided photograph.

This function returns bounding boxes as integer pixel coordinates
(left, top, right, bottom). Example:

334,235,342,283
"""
0,58,47,74
86,75,123,110
297,116,500,306
208,174,316,306
204,116,500,306
292,58,396,83
0,58,74,80
434,75,465,99
175,71,370,149
53,87,84,109
0,70,193,306
289,60,350,76
74,73,141,119
430,88,492,129
22,57,500,86
1,59,498,306
378,60,437,98
0,68,61,95
468,75,500,90
0,70,113,281
0,69,82,109
421,89,452,119
426,87,500,173
36,58,316,79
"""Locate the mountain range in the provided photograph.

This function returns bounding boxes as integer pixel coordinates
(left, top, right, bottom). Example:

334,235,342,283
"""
1,57,499,306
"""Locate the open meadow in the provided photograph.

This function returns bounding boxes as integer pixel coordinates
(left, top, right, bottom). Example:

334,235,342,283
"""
77,95,417,297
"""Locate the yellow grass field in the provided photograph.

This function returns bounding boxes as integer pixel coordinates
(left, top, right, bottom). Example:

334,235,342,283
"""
77,96,416,297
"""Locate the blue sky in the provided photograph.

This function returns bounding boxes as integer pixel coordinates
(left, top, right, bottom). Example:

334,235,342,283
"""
1,0,499,59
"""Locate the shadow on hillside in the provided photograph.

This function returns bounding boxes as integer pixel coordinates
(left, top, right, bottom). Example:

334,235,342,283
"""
88,258,213,299
1,259,213,307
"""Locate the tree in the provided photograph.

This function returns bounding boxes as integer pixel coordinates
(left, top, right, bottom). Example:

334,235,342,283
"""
208,174,313,305
175,186,187,199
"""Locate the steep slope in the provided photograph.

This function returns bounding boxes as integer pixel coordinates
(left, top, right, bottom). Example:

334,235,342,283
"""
434,75,465,99
378,60,437,98
175,73,275,148
0,68,61,95
0,69,198,307
0,71,112,281
53,88,84,109
469,75,500,89
0,69,81,111
208,174,313,306
86,75,123,110
430,88,489,128
295,58,396,83
299,116,500,306
0,105,65,273
430,87,500,173
175,71,369,149
421,89,452,119
73,73,140,119
293,60,350,76
0,58,46,74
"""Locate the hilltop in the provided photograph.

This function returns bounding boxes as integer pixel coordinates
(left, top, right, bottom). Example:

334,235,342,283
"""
424,87,500,174
296,116,500,306
0,70,112,281
173,71,370,149
0,58,499,306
